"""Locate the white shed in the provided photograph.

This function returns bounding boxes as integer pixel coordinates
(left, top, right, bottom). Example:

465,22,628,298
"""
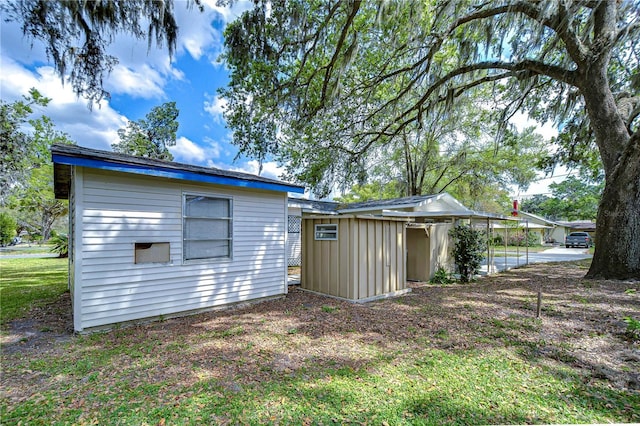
52,144,304,332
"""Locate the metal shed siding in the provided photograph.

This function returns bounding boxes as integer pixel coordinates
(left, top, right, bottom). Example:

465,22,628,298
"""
406,223,453,281
74,168,287,331
427,223,453,279
301,217,406,300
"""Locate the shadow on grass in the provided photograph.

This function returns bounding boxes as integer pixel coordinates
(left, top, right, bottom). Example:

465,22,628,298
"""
2,260,639,424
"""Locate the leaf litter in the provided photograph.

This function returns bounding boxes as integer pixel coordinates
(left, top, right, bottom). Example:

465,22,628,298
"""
1,260,639,419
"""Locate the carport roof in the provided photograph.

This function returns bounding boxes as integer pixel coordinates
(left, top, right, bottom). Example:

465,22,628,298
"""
381,209,512,221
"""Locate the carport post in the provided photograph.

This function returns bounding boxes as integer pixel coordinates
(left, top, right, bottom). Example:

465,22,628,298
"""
504,224,507,271
526,220,529,266
516,226,520,267
486,218,490,274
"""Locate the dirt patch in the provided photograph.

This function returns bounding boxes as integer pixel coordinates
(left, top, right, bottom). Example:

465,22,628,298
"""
1,291,73,354
2,261,639,395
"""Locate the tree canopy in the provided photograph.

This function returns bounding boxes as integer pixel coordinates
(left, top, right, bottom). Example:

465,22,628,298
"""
522,176,603,221
112,102,180,161
1,89,74,241
1,89,51,203
221,0,640,279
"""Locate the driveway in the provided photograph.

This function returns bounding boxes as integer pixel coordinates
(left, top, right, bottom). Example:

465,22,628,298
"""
482,247,592,274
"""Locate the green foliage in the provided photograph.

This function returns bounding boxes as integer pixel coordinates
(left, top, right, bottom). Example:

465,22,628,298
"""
449,225,486,283
0,212,17,246
334,181,401,203
49,233,68,258
112,102,179,160
220,1,637,196
0,88,50,203
430,265,454,285
492,231,539,247
622,317,640,341
1,88,73,241
521,176,603,221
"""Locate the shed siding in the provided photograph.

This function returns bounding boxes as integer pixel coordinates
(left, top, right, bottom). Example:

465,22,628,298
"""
428,223,453,279
74,168,286,330
302,217,406,301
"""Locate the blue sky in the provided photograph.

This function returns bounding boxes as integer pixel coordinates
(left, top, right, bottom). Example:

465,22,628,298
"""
0,1,563,198
0,1,290,178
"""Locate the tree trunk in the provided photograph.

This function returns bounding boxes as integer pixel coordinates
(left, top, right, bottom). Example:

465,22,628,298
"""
580,65,640,279
586,132,640,279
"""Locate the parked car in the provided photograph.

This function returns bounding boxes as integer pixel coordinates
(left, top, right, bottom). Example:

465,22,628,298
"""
565,232,593,248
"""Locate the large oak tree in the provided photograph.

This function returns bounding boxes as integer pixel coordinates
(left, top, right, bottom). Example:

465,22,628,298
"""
219,1,639,279
6,1,638,278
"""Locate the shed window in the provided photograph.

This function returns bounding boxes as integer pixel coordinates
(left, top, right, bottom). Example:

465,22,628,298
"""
183,195,232,261
315,224,338,241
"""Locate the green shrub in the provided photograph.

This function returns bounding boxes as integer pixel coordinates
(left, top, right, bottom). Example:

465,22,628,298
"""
491,231,539,247
50,233,69,258
507,231,539,247
0,212,17,246
622,316,640,341
449,225,486,283
430,265,454,284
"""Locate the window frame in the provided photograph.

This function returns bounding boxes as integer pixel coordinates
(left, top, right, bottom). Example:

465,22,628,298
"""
314,223,338,241
182,193,233,263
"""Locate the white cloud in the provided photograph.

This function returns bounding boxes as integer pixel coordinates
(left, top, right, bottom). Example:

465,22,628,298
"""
170,136,222,165
204,94,227,122
0,57,127,151
107,64,166,99
228,160,286,181
200,0,255,24
174,3,222,61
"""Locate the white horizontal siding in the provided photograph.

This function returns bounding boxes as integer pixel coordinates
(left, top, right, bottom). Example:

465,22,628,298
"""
75,168,287,331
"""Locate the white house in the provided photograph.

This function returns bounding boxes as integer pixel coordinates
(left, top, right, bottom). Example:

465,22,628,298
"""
52,144,304,332
514,211,568,244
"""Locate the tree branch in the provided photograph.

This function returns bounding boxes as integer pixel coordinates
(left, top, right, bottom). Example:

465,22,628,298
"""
319,0,361,107
446,1,588,64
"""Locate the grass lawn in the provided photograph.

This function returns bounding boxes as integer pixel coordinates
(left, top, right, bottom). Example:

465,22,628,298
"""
0,257,68,325
0,243,55,255
1,258,638,425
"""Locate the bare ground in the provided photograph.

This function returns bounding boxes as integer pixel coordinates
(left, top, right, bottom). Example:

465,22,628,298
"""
2,260,639,407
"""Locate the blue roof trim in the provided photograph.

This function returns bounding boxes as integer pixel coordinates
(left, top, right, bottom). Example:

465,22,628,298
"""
53,154,305,194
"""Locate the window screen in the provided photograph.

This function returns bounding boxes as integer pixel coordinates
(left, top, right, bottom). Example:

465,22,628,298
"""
183,195,232,261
